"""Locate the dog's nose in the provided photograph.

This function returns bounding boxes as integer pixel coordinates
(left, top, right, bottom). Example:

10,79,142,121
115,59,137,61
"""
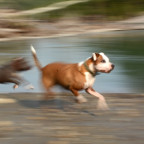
111,64,115,69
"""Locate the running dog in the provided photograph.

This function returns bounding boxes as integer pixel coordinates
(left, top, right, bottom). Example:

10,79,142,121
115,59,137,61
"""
0,57,34,89
31,46,114,110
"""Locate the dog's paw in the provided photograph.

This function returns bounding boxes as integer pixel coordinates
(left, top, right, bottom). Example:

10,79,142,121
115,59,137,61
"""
13,84,19,89
76,95,87,103
97,99,109,110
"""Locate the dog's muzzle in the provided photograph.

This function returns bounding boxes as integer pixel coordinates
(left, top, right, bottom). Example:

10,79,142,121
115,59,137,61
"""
107,64,115,73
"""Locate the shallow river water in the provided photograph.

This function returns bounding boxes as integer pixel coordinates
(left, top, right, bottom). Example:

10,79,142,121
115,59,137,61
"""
0,30,144,93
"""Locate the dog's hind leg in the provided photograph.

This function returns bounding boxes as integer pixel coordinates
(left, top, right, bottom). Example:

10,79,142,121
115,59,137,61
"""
42,78,55,100
43,88,55,100
69,87,87,103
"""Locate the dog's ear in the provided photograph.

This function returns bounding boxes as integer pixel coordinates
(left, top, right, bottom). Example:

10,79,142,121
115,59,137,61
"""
92,53,100,61
92,53,96,61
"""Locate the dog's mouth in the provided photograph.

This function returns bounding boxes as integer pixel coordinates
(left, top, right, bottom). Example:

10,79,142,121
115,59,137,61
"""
106,64,115,73
98,69,111,73
105,69,113,73
97,65,115,73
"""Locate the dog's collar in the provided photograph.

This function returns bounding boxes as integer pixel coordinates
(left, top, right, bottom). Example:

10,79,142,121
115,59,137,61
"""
83,62,97,77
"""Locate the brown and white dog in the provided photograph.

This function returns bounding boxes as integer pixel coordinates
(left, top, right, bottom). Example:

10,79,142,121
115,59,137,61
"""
31,46,114,110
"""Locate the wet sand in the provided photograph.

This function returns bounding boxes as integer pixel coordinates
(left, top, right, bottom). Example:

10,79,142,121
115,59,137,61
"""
0,93,144,144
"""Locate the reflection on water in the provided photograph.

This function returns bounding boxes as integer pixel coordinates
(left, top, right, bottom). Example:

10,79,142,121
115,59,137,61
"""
0,30,144,93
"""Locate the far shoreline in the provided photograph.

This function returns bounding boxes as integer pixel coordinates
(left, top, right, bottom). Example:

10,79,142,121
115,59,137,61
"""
0,27,144,42
1,14,144,42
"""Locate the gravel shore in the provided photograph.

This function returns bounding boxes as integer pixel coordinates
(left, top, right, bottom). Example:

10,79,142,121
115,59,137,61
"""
0,93,144,144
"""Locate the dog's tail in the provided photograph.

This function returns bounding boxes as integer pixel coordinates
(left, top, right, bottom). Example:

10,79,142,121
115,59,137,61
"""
31,45,42,71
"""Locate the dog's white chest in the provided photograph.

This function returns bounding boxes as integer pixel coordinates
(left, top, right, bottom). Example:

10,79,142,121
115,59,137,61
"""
84,72,95,89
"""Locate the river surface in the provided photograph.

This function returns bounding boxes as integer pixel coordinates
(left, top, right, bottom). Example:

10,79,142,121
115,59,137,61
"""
0,30,144,93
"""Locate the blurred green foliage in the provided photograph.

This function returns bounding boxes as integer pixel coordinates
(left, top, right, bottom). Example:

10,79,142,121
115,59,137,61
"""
0,0,144,20
0,0,68,10
43,0,144,20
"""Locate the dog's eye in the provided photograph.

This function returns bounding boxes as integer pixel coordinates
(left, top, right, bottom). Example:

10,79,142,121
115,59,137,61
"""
101,60,106,63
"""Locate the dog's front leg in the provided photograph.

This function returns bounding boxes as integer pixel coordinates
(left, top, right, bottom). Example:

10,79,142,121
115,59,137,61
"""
85,87,109,110
69,87,87,103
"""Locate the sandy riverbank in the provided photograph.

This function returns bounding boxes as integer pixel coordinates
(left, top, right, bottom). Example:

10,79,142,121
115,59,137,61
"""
0,14,144,42
0,92,144,144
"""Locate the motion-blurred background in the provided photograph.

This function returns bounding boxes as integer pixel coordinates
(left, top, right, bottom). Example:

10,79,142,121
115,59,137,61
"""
0,0,144,93
1,1,144,144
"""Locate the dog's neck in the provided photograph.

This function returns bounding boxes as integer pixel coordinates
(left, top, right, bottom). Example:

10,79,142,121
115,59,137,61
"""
78,58,97,77
83,61,96,77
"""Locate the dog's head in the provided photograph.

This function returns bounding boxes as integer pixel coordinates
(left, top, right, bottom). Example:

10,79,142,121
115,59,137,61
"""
12,57,32,71
92,52,114,73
